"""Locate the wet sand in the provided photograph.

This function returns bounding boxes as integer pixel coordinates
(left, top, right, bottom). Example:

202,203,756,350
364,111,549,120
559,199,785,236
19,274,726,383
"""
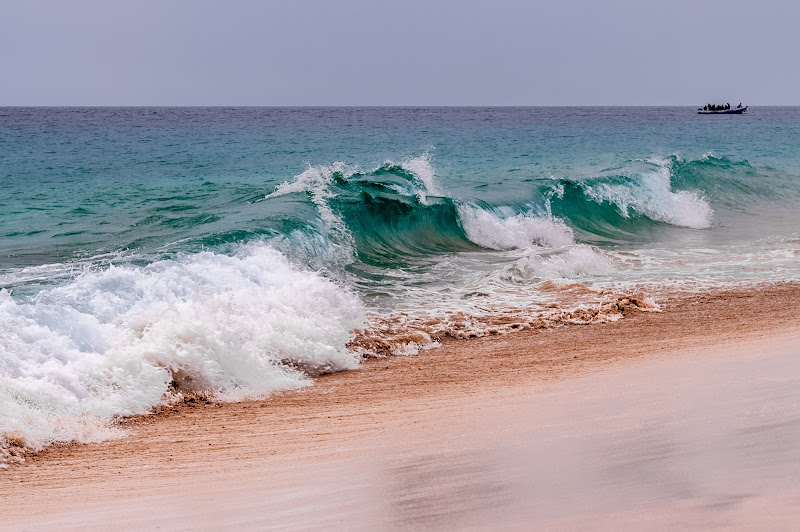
1,284,800,529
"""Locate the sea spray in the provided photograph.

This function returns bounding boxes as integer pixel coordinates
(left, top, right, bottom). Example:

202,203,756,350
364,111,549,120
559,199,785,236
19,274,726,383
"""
400,152,442,201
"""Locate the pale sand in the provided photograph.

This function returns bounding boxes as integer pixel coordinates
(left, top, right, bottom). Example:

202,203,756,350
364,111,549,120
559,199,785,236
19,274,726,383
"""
1,284,799,530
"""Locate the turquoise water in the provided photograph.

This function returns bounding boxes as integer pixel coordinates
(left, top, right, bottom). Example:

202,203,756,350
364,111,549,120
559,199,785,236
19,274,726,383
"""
2,107,799,460
2,107,799,268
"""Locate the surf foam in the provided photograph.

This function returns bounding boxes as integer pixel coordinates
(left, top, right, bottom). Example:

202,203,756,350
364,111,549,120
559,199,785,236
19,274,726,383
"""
499,245,611,283
0,243,363,466
582,159,714,229
457,206,575,250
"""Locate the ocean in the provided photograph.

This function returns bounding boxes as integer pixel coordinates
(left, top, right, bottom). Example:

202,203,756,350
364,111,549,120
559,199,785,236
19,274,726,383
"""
2,107,799,463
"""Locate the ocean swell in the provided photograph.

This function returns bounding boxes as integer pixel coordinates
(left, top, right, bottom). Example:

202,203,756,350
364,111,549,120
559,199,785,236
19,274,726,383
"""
266,155,582,267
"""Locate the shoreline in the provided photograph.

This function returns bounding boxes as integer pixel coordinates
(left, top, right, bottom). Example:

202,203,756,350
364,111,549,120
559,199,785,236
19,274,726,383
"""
2,283,800,528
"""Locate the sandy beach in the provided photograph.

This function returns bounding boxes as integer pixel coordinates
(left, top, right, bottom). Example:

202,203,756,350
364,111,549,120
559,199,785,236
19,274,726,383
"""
1,283,799,530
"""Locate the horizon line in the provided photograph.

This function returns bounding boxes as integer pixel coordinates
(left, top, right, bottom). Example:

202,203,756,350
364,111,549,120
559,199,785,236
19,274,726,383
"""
0,104,783,109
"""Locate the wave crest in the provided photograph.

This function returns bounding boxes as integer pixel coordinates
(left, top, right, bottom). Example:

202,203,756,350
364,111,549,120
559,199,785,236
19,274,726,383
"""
589,159,713,229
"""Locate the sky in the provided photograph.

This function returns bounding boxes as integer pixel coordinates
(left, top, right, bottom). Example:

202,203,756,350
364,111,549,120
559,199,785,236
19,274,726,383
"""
1,0,798,106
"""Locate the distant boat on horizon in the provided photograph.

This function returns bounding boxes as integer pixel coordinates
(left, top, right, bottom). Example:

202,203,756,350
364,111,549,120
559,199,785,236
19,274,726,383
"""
698,105,747,115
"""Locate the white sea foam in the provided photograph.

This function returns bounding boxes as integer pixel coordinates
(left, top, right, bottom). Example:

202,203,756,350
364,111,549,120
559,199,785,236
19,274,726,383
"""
0,244,363,465
582,159,714,229
401,152,442,201
266,162,357,260
458,205,575,250
500,245,611,283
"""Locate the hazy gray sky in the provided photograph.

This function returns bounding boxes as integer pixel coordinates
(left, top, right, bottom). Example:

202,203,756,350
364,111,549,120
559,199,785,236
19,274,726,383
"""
1,0,797,105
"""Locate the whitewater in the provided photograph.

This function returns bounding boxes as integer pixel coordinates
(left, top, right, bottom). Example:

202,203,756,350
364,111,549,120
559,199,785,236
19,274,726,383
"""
2,107,800,466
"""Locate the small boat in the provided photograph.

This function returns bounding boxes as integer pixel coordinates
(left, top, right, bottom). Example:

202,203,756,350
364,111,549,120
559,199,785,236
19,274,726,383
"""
698,106,747,115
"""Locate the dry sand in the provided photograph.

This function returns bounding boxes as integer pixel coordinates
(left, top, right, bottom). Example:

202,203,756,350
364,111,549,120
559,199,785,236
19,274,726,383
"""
1,284,799,530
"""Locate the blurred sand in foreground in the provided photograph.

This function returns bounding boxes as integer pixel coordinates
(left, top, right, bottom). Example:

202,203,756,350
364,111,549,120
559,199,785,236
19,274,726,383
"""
1,285,799,530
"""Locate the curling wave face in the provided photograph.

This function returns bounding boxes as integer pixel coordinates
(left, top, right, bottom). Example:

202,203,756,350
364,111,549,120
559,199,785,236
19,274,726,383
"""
266,154,724,267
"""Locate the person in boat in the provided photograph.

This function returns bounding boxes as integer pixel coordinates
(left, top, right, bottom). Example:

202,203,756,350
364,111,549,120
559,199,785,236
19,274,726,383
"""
726,103,730,109
737,103,742,108
704,105,708,111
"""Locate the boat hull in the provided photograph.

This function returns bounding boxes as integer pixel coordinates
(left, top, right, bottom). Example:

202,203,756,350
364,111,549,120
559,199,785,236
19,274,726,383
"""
698,106,747,114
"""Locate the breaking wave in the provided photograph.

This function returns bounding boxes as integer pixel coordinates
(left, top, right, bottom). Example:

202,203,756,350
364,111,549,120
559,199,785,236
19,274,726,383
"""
546,157,715,244
263,153,725,270
1,244,363,467
266,154,582,268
